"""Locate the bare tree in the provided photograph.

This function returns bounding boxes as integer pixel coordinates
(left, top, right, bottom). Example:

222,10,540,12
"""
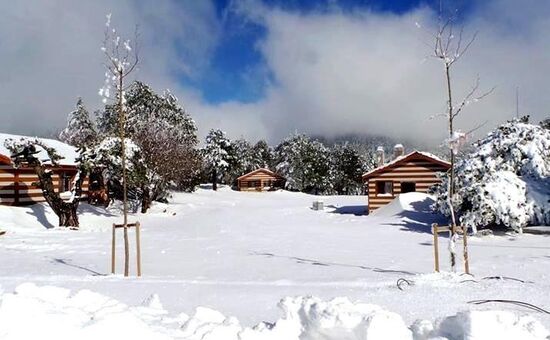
429,6,494,270
99,13,139,277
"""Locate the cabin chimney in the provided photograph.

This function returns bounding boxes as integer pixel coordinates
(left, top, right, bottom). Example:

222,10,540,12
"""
393,144,404,159
376,146,385,167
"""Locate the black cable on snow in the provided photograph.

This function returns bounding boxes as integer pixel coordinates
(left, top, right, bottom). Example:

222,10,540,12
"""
468,299,550,314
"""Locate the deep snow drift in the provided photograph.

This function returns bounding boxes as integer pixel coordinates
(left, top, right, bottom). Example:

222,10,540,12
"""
1,283,548,340
1,188,550,338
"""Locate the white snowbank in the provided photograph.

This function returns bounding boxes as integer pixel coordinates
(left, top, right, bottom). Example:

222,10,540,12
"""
414,310,550,340
0,283,548,340
370,192,435,217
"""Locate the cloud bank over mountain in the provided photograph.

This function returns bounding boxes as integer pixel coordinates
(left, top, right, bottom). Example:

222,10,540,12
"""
1,0,549,146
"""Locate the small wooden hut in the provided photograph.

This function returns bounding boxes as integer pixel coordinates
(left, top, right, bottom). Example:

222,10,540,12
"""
237,168,285,192
0,133,88,206
362,146,450,214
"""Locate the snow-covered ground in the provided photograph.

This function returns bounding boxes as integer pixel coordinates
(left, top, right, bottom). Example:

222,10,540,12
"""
1,187,550,339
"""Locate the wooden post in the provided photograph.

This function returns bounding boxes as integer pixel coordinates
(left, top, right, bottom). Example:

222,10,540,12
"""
111,222,141,276
111,223,116,274
432,223,440,272
135,221,141,277
462,226,470,274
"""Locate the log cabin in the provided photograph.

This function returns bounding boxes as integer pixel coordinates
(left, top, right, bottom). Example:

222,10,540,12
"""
0,133,88,206
237,168,285,192
362,145,450,214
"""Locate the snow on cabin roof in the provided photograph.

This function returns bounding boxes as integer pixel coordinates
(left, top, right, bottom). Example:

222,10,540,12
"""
237,168,284,180
0,133,79,166
362,150,450,180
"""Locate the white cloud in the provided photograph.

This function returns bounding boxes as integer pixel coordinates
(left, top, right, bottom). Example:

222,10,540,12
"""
0,0,219,137
1,0,549,147
193,0,550,145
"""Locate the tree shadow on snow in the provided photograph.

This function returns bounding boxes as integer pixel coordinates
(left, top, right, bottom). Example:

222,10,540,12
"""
326,204,368,216
51,258,107,276
26,204,55,229
250,251,418,276
381,198,448,234
77,203,118,217
25,203,117,230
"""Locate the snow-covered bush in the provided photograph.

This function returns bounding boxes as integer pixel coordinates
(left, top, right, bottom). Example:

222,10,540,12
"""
431,118,550,232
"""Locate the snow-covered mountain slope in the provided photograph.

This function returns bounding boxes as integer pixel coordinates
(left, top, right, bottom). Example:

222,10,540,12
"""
1,187,550,338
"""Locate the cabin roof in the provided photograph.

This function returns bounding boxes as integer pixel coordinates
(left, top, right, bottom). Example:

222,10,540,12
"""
362,150,450,180
0,133,79,166
237,168,285,181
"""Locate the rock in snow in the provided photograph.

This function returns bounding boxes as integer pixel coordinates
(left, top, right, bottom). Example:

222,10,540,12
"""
0,283,548,340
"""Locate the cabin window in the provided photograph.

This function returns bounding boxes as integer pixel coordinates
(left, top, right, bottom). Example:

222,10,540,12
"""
376,181,393,195
247,180,260,188
401,182,416,193
60,173,72,192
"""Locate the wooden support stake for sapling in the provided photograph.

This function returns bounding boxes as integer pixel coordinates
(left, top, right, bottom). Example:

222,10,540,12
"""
463,226,470,275
432,223,470,274
111,223,116,274
432,223,440,272
136,221,141,277
111,222,142,277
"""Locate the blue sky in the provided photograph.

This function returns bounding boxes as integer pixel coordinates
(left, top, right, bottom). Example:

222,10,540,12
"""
188,0,475,103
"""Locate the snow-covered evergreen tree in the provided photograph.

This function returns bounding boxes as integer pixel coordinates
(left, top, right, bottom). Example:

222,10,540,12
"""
251,140,274,169
431,117,550,232
275,134,332,194
225,138,254,185
330,143,363,195
203,129,232,191
94,81,201,210
59,98,98,149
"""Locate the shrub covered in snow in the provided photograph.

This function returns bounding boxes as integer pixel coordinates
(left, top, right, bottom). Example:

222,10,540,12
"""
431,118,550,232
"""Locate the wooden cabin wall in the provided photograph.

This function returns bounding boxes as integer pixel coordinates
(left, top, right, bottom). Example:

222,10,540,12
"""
238,172,284,192
0,164,88,206
367,158,448,213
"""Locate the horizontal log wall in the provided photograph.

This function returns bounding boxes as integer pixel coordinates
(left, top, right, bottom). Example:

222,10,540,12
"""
238,171,284,192
0,165,88,206
367,160,448,213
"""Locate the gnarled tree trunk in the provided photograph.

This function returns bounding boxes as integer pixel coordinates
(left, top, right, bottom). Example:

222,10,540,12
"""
25,156,85,228
141,186,151,213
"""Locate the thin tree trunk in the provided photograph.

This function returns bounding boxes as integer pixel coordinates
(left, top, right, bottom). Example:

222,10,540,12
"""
118,69,130,277
212,168,218,191
445,63,457,270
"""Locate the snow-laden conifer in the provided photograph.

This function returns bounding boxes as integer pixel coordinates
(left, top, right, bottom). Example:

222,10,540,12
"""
431,118,550,232
203,129,232,191
59,98,98,149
